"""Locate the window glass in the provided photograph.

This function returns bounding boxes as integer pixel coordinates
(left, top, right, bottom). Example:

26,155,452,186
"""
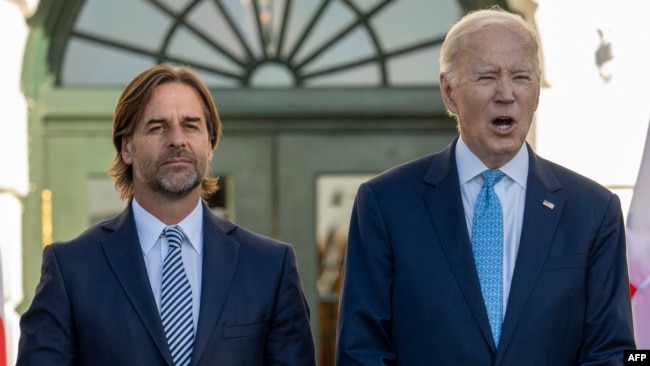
75,0,171,52
62,38,155,86
315,174,373,365
186,1,248,60
167,25,243,76
372,1,460,52
301,27,376,76
157,0,194,14
292,1,356,65
60,0,462,88
388,47,441,86
304,64,380,87
220,0,264,57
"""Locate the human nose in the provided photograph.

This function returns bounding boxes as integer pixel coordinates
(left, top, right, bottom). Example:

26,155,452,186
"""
495,77,515,103
167,123,187,147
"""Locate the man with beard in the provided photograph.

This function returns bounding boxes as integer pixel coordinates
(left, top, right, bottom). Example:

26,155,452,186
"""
17,65,316,366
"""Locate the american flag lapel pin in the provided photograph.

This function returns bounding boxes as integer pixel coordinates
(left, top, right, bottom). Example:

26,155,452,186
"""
542,200,555,210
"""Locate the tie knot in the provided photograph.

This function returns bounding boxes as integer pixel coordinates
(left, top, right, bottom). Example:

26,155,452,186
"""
163,225,185,249
481,169,505,187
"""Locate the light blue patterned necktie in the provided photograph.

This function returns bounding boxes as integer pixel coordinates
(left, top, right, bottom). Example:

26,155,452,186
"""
471,169,505,347
161,225,194,366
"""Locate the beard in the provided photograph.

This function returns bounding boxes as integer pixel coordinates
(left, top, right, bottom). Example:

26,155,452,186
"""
133,149,207,200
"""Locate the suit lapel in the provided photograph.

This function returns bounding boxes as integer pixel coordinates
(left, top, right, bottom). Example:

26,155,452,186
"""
191,205,240,365
496,148,563,359
100,205,174,365
423,140,498,350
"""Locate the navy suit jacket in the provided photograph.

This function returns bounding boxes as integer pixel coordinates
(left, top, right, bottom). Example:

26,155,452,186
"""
18,202,315,365
337,139,635,365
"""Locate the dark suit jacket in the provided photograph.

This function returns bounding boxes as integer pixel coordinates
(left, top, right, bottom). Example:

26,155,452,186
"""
18,202,315,365
337,139,635,365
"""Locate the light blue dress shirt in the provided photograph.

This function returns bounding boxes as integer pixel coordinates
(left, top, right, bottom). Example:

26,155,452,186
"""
133,198,204,333
456,137,528,316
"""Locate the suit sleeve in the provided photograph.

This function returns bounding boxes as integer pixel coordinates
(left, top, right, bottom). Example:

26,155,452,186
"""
265,244,316,366
580,194,636,365
337,183,396,365
17,245,77,366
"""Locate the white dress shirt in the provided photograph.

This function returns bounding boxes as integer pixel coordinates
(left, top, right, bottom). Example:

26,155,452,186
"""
133,198,204,332
456,137,528,315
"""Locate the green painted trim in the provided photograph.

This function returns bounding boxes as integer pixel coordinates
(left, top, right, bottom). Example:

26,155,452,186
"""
19,0,84,312
40,87,448,119
26,0,84,86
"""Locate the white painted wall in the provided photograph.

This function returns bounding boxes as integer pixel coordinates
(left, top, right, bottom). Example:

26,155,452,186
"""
0,0,38,363
535,0,650,217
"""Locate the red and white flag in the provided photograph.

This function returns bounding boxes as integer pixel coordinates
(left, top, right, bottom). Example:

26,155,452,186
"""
627,122,650,348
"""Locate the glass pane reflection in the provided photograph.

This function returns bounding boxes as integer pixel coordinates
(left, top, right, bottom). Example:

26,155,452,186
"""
316,174,372,366
60,0,459,87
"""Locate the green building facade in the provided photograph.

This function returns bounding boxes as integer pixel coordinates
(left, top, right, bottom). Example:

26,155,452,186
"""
21,0,514,362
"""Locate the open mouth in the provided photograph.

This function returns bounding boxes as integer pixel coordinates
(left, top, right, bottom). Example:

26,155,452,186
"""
493,117,513,130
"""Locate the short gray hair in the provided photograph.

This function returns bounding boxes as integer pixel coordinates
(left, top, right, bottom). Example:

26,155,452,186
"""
439,6,541,86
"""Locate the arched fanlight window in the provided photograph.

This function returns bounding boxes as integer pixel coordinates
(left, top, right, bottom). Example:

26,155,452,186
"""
60,0,464,88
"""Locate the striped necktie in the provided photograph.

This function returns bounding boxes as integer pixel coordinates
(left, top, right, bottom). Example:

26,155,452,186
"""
161,225,194,366
471,169,505,347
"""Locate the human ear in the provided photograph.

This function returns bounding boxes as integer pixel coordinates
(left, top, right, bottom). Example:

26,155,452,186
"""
439,73,459,115
121,138,134,165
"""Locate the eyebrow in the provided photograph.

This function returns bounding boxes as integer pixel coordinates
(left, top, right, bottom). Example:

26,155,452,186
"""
182,116,202,122
474,67,498,76
146,117,165,124
474,67,532,76
145,116,202,124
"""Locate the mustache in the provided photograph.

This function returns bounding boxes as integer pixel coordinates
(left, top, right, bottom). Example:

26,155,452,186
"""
160,149,197,164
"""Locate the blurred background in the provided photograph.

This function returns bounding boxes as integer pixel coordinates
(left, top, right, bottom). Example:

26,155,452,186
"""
2,0,650,364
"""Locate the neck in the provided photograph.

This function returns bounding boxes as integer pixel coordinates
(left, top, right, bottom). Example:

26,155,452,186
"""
481,157,508,170
133,189,201,225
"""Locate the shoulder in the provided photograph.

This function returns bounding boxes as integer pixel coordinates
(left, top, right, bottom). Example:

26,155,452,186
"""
532,155,621,219
361,146,454,202
367,140,456,190
44,206,133,260
46,219,116,255
234,224,292,252
206,212,295,258
371,154,436,184
536,155,615,200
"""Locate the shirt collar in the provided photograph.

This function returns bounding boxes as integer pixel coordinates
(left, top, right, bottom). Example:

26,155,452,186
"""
133,198,204,256
456,136,529,188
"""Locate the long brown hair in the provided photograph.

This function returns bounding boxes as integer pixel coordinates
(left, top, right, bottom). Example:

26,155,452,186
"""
108,65,222,200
